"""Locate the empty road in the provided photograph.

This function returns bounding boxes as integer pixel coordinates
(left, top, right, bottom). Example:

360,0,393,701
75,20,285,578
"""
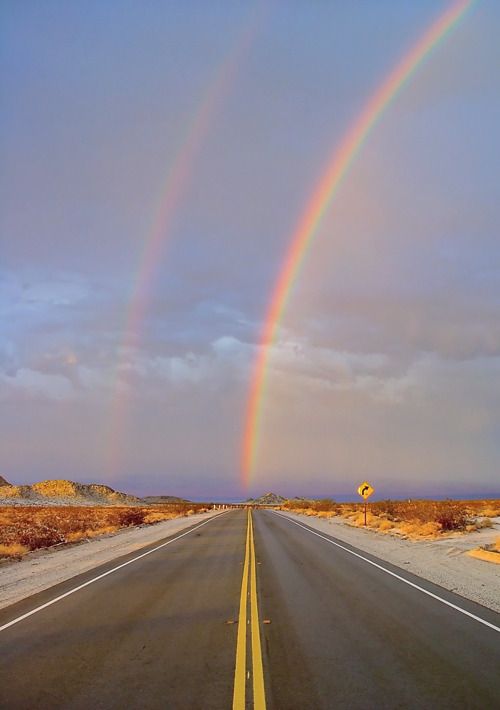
1,509,499,709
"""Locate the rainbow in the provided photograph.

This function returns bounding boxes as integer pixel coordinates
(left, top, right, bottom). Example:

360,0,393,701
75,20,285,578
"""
241,0,475,488
125,17,262,347
105,8,265,476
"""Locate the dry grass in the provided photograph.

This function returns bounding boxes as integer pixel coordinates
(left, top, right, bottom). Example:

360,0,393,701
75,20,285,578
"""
280,497,500,540
0,503,208,559
316,511,335,519
479,507,500,518
0,543,29,558
467,535,500,565
64,525,120,542
377,520,394,531
467,547,500,564
143,511,177,524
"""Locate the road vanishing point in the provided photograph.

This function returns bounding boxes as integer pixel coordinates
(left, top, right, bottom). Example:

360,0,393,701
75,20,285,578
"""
1,509,499,709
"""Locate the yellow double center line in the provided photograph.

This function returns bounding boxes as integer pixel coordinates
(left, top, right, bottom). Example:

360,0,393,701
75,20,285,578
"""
233,509,266,709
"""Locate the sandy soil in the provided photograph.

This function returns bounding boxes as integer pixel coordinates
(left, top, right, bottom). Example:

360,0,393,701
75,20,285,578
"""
278,511,500,613
0,510,221,610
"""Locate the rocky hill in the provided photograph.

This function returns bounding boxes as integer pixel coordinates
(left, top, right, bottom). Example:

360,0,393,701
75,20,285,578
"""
141,495,189,504
246,492,286,506
0,475,11,487
0,478,141,506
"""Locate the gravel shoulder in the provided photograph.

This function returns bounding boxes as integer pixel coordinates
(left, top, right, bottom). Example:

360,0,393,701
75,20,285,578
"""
278,511,500,613
0,510,221,610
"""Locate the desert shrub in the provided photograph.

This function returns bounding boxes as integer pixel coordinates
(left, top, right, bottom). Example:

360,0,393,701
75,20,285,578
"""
361,499,469,531
118,508,146,527
0,502,204,558
310,499,339,513
283,497,497,538
462,500,500,517
435,502,468,531
371,500,398,519
18,523,66,549
282,499,308,511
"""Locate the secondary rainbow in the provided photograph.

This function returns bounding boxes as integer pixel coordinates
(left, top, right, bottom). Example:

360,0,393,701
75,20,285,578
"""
105,7,264,477
241,0,475,488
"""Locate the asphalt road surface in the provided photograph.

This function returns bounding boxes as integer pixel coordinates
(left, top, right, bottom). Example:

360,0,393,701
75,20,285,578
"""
1,509,499,709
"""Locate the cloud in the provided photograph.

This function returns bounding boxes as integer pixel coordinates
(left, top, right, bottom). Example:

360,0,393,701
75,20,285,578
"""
0,368,74,401
0,270,90,315
254,349,500,495
110,335,252,393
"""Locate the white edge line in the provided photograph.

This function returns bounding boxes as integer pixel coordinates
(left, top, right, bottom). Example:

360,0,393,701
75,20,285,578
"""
273,511,500,634
0,511,229,633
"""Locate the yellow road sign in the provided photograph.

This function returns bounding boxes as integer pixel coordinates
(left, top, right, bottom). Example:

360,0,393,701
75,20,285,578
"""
357,482,374,499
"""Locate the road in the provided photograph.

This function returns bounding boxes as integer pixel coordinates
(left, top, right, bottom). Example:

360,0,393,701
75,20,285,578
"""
0,509,499,709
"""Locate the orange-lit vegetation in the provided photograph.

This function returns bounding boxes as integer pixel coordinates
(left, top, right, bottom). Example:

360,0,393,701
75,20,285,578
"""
281,498,500,539
467,536,500,565
0,503,207,559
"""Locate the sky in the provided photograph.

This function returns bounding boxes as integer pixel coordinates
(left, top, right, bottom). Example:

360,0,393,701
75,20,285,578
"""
1,1,499,500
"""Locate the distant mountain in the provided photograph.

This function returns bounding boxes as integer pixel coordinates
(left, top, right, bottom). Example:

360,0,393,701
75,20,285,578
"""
247,492,286,506
0,475,11,487
0,478,141,506
141,495,190,504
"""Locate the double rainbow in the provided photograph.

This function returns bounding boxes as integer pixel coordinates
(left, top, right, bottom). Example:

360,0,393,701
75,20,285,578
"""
241,0,475,488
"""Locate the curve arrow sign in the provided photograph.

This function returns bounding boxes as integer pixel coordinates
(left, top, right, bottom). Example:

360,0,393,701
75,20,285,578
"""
357,482,374,499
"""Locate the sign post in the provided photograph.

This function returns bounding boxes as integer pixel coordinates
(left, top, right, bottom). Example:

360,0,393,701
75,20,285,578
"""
357,481,374,525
